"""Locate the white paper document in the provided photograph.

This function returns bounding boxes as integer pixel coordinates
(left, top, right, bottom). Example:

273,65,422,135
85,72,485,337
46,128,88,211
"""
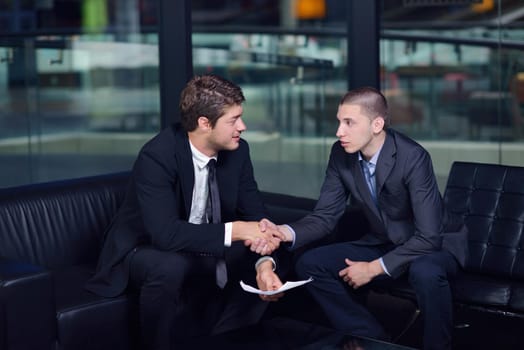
240,277,313,296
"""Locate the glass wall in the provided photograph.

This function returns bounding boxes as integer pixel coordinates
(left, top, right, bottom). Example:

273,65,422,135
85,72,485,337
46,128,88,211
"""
192,30,344,197
191,0,348,198
2,0,524,198
380,0,524,190
0,0,159,187
192,0,524,196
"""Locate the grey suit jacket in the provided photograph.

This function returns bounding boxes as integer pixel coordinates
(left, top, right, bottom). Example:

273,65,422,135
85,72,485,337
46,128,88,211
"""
290,129,468,278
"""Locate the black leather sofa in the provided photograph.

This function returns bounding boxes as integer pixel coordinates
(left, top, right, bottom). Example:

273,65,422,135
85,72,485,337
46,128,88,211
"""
1,161,524,349
0,172,135,350
0,171,321,350
388,161,524,318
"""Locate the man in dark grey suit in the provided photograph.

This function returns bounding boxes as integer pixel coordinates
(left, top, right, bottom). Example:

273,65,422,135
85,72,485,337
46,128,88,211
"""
86,74,284,349
257,87,467,350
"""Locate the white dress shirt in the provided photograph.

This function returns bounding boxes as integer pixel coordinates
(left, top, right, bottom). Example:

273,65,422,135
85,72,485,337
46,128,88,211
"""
188,141,232,246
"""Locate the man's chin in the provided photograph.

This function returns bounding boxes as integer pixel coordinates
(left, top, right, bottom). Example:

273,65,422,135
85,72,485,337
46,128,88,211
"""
343,146,358,154
225,142,240,151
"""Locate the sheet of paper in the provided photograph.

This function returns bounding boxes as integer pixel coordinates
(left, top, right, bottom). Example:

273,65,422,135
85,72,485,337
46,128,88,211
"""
240,277,313,296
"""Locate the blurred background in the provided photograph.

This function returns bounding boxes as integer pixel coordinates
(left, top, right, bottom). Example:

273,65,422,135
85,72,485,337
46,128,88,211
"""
1,0,523,198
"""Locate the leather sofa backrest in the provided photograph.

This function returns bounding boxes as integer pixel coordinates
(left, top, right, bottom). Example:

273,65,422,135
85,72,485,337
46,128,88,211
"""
0,173,314,271
444,161,524,280
261,192,317,224
0,172,130,269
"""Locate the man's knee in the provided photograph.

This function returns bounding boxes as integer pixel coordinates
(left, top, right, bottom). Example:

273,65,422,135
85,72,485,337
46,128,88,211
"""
154,258,186,283
408,255,449,290
135,251,190,297
295,249,319,278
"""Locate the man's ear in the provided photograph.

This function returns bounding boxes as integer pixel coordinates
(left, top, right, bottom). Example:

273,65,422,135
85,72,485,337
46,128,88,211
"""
372,116,385,132
197,116,212,130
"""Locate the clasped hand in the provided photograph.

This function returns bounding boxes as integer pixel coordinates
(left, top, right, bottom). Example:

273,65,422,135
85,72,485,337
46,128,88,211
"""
233,219,285,255
250,218,287,255
247,218,289,255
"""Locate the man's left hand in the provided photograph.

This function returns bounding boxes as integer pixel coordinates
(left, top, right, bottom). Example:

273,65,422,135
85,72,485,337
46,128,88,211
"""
256,260,284,302
338,259,383,289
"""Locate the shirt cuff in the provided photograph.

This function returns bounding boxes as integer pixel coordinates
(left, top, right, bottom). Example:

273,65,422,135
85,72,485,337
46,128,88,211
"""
282,224,296,249
224,222,232,247
379,257,391,276
255,256,276,272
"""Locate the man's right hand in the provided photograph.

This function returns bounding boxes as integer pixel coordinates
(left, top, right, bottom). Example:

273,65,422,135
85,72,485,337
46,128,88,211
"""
247,221,293,254
232,220,285,255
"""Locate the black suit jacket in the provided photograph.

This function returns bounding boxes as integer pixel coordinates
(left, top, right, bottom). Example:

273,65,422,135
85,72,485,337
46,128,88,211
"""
87,123,267,297
290,129,468,278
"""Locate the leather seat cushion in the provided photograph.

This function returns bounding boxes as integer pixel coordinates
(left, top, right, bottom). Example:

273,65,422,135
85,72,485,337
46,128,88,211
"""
372,271,524,315
53,265,138,350
453,272,511,307
508,284,524,313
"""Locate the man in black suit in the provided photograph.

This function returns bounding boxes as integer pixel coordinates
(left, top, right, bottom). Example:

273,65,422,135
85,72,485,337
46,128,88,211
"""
256,87,468,350
86,74,285,349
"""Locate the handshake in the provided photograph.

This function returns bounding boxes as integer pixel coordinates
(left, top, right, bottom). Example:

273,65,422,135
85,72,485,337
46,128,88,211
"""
232,218,291,256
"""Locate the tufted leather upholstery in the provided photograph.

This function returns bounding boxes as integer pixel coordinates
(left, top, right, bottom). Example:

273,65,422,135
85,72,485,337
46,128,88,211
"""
378,161,524,319
1,161,523,349
445,161,524,315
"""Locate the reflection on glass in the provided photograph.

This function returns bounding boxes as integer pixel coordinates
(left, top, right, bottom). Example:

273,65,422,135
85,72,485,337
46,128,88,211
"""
193,32,341,197
191,1,524,195
1,1,524,195
0,1,160,188
192,23,524,196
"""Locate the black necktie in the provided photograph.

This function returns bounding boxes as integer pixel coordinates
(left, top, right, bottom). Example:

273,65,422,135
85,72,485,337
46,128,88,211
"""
206,159,227,288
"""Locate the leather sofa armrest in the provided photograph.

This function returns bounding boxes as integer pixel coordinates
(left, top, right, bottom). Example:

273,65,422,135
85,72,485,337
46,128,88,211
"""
0,258,56,349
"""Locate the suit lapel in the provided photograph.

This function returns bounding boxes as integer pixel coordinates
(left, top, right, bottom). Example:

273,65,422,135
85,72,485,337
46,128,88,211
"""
351,130,396,220
376,130,396,197
215,153,225,204
173,126,194,215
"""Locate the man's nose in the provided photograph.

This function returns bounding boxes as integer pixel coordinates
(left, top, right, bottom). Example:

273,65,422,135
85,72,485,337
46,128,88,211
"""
237,118,247,131
336,125,343,137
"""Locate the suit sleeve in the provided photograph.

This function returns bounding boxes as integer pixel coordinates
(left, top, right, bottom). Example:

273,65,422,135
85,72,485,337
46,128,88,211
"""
134,147,225,256
381,147,444,277
290,144,350,249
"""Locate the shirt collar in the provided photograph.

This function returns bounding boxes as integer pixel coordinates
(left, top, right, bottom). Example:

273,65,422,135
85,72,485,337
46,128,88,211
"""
358,144,383,167
189,141,217,170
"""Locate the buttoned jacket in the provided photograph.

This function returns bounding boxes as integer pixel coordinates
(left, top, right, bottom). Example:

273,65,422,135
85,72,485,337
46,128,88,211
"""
87,123,266,297
290,129,467,277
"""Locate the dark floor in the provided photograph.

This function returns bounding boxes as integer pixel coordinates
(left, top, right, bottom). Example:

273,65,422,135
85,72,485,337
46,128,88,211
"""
265,287,524,350
372,294,524,349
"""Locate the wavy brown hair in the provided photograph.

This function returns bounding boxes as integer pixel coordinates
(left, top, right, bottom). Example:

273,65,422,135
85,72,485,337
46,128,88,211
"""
179,74,245,132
